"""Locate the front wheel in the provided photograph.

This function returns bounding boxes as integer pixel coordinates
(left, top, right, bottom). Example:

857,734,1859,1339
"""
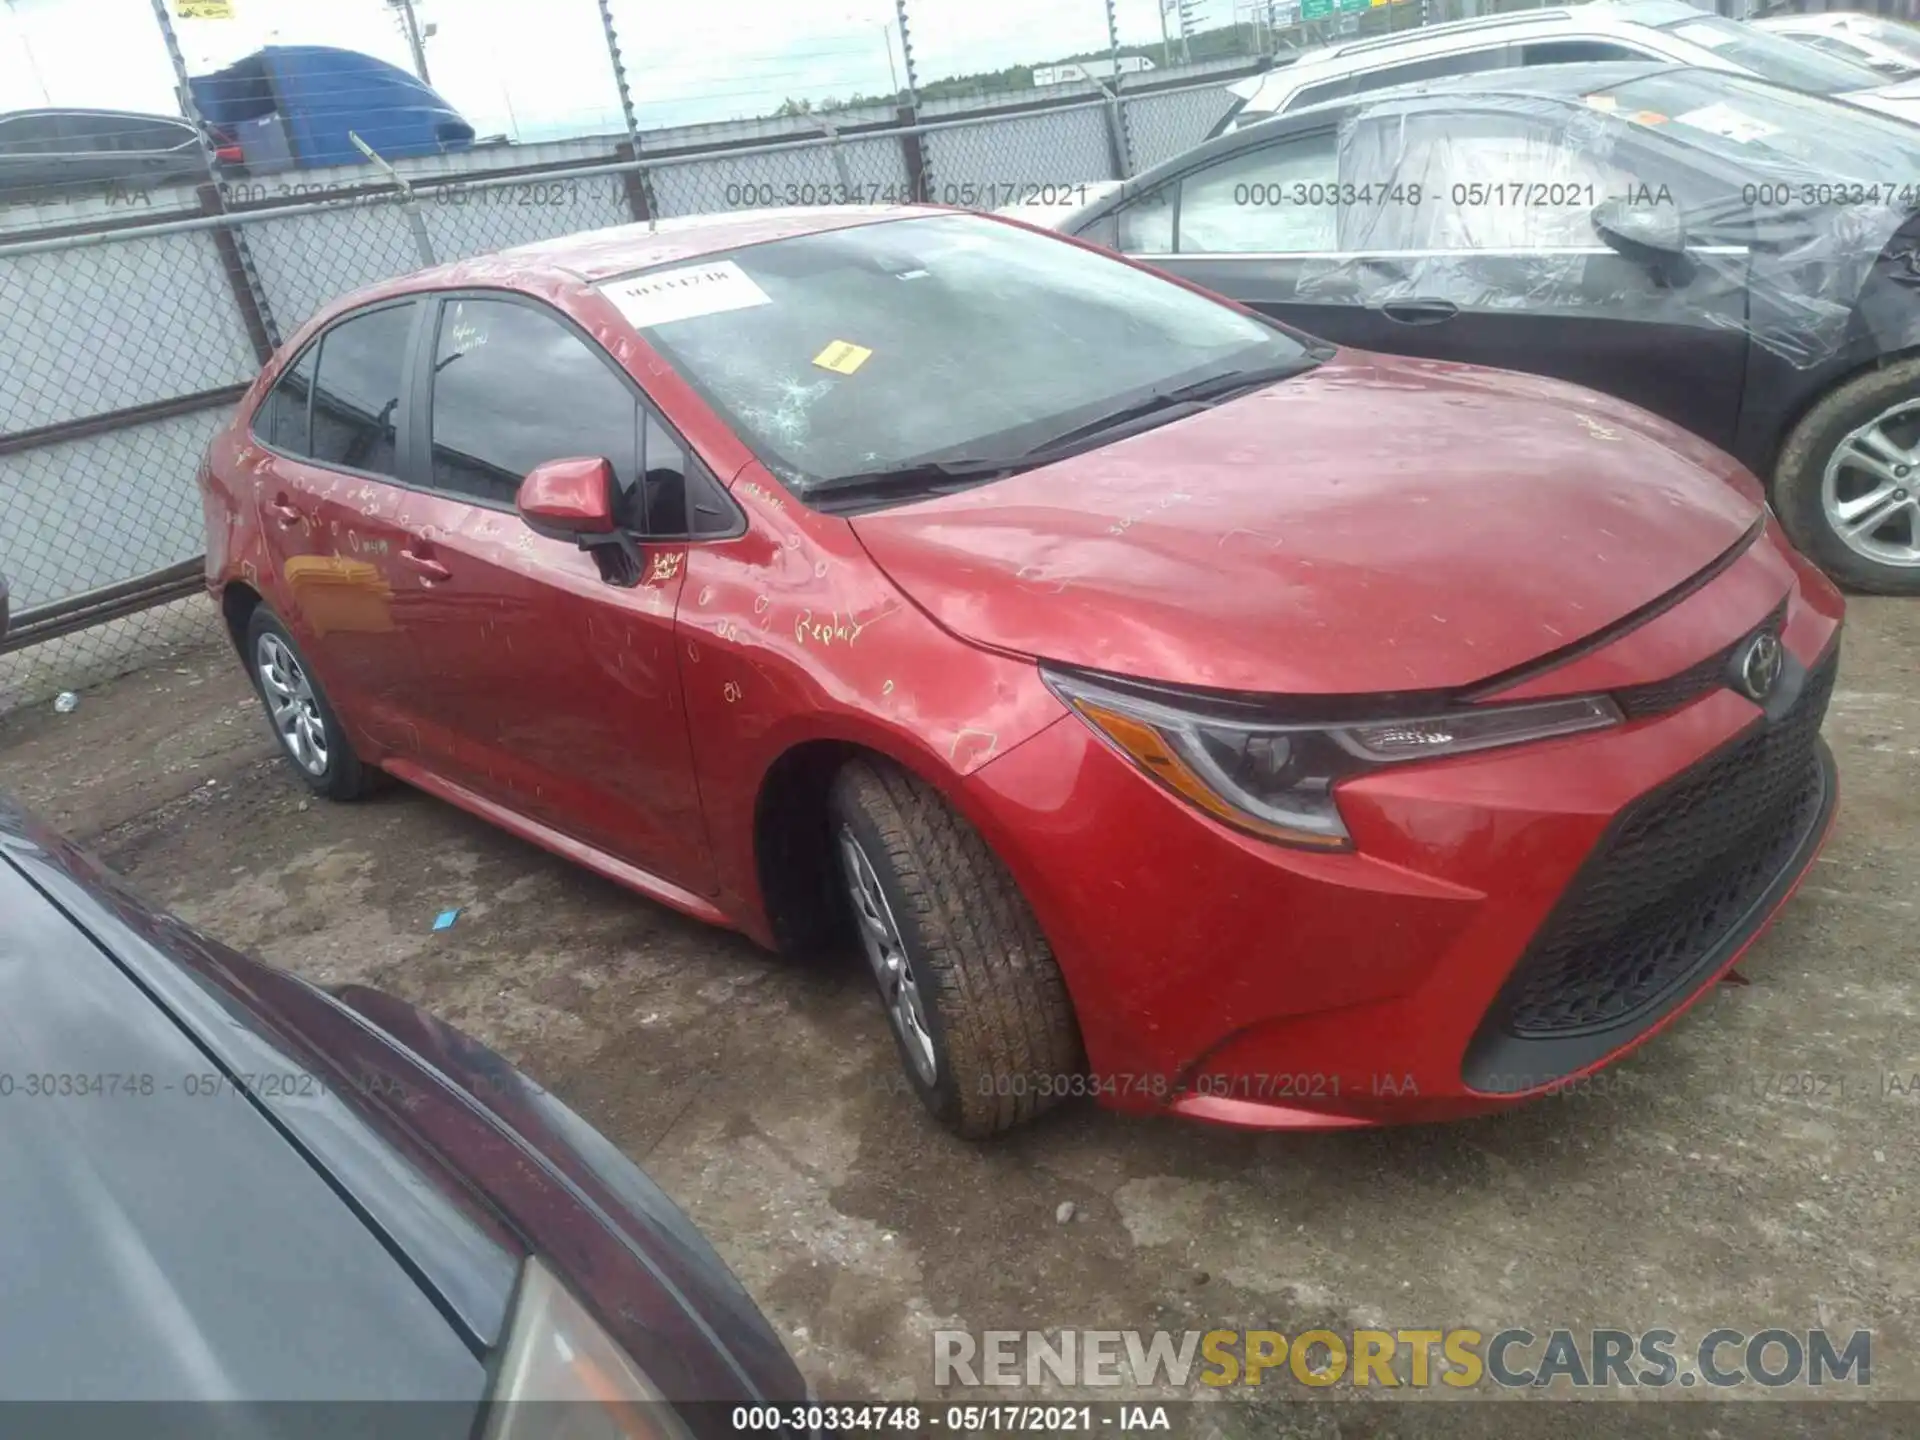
1773,359,1920,595
830,758,1082,1139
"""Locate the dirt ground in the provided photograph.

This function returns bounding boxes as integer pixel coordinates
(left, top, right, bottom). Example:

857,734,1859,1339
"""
2,597,1915,1438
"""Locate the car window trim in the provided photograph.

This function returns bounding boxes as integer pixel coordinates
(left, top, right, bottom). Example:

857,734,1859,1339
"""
248,296,424,484
1170,245,1752,261
411,287,746,543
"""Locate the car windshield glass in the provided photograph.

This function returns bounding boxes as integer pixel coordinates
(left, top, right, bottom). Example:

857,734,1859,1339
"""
1658,14,1887,94
608,213,1311,498
1595,69,1920,176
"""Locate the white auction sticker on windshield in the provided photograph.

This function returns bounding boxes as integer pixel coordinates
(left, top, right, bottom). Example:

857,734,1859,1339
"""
600,260,772,328
1672,102,1780,144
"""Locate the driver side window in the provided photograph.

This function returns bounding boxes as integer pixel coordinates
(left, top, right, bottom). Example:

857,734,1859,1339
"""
1175,134,1340,254
1108,133,1340,258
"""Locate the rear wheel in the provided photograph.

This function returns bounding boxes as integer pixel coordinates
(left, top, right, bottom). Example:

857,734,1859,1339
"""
1773,359,1920,595
829,758,1082,1138
245,607,375,800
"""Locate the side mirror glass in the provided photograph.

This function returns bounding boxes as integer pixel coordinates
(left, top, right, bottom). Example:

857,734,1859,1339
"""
515,457,617,541
1592,196,1694,286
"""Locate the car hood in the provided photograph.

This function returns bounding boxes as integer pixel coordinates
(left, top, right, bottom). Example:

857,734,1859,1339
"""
850,351,1763,696
0,844,486,1404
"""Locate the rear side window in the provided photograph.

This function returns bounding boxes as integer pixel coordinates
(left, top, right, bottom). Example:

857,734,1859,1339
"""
0,115,67,154
1289,46,1520,111
426,297,640,509
256,346,316,455
309,302,414,478
1348,48,1517,101
1518,41,1647,65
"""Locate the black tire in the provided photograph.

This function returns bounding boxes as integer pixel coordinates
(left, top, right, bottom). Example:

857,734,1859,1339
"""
830,758,1083,1139
243,606,376,801
1772,358,1920,596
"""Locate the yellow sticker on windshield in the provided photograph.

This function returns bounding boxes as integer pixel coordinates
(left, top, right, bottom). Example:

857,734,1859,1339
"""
812,340,873,375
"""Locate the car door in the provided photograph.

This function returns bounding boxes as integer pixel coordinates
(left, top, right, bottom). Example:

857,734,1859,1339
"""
1318,105,1752,450
379,291,720,892
1107,105,1752,452
251,299,432,757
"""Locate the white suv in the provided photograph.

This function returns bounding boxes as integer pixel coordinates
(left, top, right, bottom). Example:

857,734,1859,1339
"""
1215,0,1920,130
1756,11,1920,81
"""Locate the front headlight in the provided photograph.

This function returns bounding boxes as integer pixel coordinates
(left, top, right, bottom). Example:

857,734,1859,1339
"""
482,1258,692,1439
1044,667,1621,850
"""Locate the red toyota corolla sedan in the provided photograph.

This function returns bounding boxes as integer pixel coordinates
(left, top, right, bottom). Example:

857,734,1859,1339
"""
199,206,1843,1138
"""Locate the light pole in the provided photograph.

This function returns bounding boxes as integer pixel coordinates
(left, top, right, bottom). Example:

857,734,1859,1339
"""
2,0,52,104
388,0,431,84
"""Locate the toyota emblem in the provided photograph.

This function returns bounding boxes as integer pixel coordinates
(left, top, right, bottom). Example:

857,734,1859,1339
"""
1739,631,1784,702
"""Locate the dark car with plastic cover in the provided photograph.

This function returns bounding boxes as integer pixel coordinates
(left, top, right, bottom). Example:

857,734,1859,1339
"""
1043,63,1920,595
0,785,806,1436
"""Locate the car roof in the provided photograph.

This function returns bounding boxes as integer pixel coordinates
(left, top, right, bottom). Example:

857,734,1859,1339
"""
1120,60,1676,195
1228,0,1703,98
1358,57,1674,103
495,204,936,283
300,204,955,337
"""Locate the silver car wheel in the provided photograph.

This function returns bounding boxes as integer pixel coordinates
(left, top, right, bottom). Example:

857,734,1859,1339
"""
255,632,329,777
838,827,938,1086
1822,398,1920,570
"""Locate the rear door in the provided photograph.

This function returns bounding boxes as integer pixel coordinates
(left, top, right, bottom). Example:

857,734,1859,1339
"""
250,299,431,757
379,292,720,891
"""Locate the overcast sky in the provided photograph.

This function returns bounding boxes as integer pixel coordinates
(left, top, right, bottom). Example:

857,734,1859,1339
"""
0,0,1228,139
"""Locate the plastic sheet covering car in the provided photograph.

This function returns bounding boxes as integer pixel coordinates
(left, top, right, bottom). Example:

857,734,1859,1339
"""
1299,83,1920,369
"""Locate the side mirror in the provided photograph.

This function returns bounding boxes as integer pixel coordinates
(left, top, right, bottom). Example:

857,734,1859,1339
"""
1592,197,1695,287
515,457,643,588
515,456,617,541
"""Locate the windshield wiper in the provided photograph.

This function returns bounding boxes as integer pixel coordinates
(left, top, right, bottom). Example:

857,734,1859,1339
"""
805,456,1024,511
804,357,1321,512
1019,356,1321,457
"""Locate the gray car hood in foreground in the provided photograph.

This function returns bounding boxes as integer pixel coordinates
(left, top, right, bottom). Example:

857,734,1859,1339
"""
0,855,486,1405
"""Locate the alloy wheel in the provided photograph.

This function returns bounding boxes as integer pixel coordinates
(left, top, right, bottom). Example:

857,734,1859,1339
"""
1822,399,1920,571
255,632,329,777
837,827,938,1086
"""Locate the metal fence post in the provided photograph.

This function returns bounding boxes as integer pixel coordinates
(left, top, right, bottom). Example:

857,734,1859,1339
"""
149,0,281,350
894,0,933,202
349,133,437,268
597,0,660,226
818,120,857,197
1103,0,1134,179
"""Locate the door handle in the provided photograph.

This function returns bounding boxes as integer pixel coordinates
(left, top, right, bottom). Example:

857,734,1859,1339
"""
1380,299,1460,326
267,494,304,527
398,545,452,582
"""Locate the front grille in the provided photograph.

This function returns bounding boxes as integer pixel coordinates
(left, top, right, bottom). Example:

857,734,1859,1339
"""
1496,644,1837,1039
1612,599,1788,721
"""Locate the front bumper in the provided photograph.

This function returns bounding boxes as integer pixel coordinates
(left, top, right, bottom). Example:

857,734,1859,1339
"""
962,540,1843,1130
